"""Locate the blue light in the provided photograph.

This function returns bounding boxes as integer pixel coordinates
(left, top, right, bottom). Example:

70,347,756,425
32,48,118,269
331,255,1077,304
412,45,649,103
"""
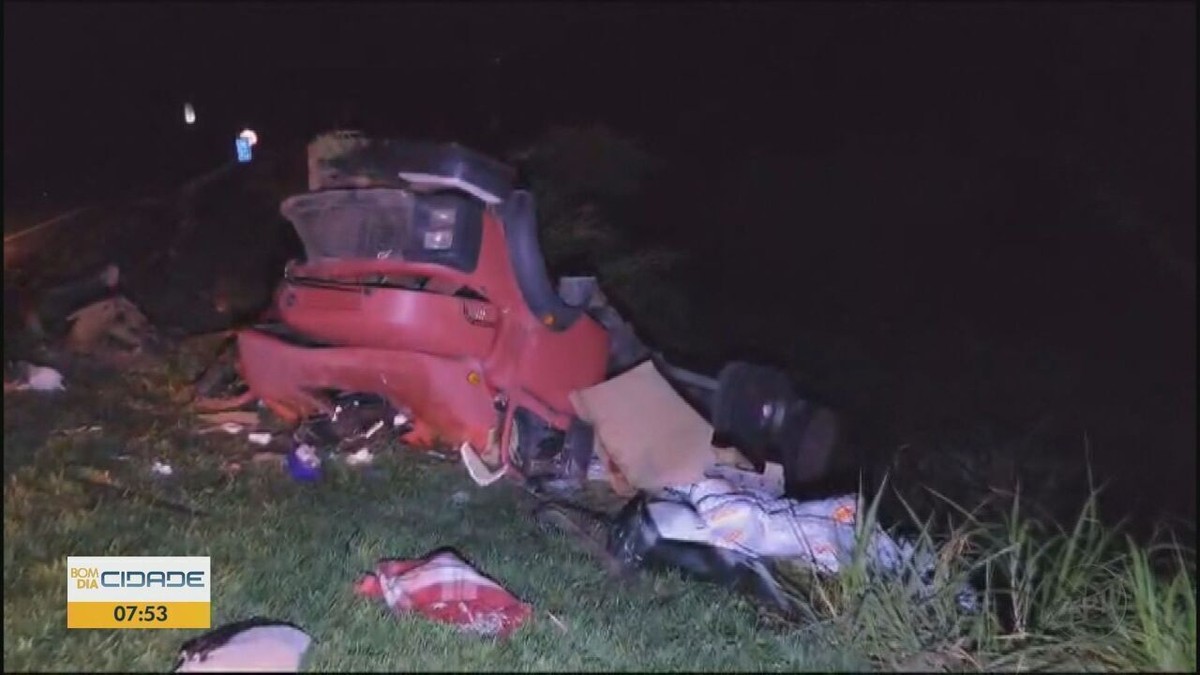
236,137,253,163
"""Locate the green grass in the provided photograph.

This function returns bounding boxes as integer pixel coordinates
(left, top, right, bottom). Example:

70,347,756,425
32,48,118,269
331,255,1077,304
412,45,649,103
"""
3,350,1194,672
773,480,1196,672
3,359,849,672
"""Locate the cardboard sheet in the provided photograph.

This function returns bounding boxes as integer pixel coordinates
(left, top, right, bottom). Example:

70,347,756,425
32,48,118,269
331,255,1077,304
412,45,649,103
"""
570,361,718,494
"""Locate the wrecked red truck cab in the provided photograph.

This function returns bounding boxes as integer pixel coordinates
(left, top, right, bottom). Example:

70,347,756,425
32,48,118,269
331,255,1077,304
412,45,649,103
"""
228,132,841,494
235,136,609,483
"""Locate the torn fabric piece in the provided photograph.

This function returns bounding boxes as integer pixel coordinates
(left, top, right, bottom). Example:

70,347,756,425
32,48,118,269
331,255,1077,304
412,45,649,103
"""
354,550,532,639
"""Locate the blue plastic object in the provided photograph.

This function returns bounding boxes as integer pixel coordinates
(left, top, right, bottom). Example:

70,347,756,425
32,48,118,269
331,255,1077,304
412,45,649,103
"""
236,137,253,163
286,447,322,482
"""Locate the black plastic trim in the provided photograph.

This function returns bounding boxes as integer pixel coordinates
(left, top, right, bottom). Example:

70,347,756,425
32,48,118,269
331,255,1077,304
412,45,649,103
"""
499,191,583,331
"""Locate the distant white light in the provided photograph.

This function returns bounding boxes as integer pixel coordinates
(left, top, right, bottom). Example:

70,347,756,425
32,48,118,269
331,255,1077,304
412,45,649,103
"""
238,128,258,147
184,102,196,125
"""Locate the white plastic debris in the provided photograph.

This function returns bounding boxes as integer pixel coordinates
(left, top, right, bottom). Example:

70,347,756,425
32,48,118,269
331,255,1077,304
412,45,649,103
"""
151,460,174,477
16,365,66,392
392,412,410,428
587,453,609,482
647,479,898,574
219,422,244,435
704,461,785,497
460,442,507,486
174,620,311,672
641,478,979,611
294,444,320,465
247,432,273,446
54,424,103,436
362,420,385,439
344,447,374,467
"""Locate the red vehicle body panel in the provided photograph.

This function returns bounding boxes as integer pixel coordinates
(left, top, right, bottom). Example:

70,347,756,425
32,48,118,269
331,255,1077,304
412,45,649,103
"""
235,206,610,474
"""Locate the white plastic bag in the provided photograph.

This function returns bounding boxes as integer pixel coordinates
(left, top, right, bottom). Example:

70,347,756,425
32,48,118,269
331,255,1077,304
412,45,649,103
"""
637,478,978,611
17,365,67,392
648,478,901,574
174,620,311,672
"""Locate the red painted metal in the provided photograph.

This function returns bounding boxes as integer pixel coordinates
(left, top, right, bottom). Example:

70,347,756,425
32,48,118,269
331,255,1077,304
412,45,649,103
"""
233,206,610,475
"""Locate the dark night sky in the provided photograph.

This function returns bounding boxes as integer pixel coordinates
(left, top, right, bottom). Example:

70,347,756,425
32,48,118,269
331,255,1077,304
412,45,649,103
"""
4,2,1196,517
5,3,1194,202
4,2,1195,316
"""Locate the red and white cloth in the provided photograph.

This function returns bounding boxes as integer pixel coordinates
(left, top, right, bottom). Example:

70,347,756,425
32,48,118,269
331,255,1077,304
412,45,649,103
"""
354,550,532,639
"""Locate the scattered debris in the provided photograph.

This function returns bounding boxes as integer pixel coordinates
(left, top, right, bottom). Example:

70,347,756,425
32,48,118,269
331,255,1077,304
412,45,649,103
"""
13,264,162,367
606,479,978,615
460,441,508,487
195,411,262,436
52,424,103,436
151,460,175,477
65,294,156,358
422,449,455,462
247,432,273,446
704,461,785,497
19,263,120,339
198,411,262,427
326,394,396,441
450,490,471,506
362,419,385,439
586,453,608,482
286,395,401,467
354,549,533,639
190,334,241,401
343,447,374,467
546,611,569,634
6,363,67,392
193,390,257,414
286,444,322,482
174,618,312,673
194,410,272,437
630,480,872,570
711,444,756,471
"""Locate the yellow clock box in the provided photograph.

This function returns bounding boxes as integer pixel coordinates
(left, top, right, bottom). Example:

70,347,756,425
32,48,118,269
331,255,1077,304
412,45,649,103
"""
66,556,211,629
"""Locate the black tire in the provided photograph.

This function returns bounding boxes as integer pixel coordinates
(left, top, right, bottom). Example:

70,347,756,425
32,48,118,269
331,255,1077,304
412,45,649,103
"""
781,405,841,492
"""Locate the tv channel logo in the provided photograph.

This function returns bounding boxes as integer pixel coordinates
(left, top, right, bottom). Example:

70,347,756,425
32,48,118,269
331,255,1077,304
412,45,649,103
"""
67,556,211,629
